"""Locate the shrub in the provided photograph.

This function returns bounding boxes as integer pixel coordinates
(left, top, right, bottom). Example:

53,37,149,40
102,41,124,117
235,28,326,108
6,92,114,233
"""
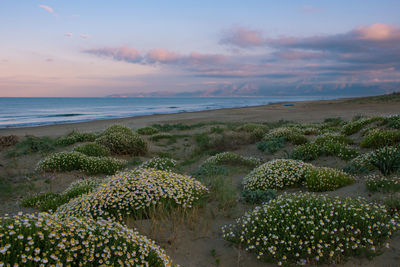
323,117,344,127
243,159,313,190
202,152,262,168
342,117,384,135
36,152,126,175
365,174,400,193
263,127,308,145
370,145,400,175
6,136,55,156
140,157,178,171
137,126,159,135
74,142,110,157
240,189,276,204
292,134,358,161
55,130,97,146
385,115,400,129
21,178,103,211
0,135,18,149
257,137,285,154
194,132,253,154
343,152,376,174
222,193,399,265
305,167,354,192
238,123,268,140
96,124,148,155
0,212,172,266
360,129,400,148
384,196,400,215
57,168,208,221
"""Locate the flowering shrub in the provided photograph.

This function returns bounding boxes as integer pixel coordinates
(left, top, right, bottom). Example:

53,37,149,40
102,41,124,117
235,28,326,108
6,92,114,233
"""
57,168,208,221
137,126,159,135
293,134,358,161
202,152,263,168
370,145,400,175
305,167,354,192
222,193,399,265
74,142,110,157
343,152,376,174
0,212,172,266
360,129,400,148
238,123,269,140
243,159,313,190
36,151,126,175
365,174,400,192
263,127,308,145
96,124,148,155
342,117,384,135
140,157,178,171
55,130,97,146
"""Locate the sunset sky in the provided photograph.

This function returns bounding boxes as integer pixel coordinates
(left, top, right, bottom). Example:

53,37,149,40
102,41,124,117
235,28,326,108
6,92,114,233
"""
1,1,399,97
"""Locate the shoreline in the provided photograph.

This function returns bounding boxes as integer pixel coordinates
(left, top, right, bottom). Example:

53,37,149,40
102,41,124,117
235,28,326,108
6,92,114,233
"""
1,97,399,137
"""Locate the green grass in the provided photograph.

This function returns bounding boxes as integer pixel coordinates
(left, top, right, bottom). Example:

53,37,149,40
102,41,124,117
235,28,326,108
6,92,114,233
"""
5,136,56,157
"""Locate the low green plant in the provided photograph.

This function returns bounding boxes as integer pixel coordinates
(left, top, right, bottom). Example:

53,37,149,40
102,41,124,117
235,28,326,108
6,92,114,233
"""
5,136,56,157
55,130,97,146
194,164,228,178
323,117,344,127
21,178,103,211
360,129,400,148
240,189,276,204
136,126,159,135
305,167,354,192
36,151,126,175
222,193,399,265
210,126,224,134
365,174,400,193
343,152,376,174
385,115,400,129
96,124,148,155
74,142,110,157
257,137,285,154
383,195,400,215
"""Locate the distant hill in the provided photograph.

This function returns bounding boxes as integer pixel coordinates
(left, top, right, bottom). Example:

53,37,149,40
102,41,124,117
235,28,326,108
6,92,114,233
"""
107,82,399,98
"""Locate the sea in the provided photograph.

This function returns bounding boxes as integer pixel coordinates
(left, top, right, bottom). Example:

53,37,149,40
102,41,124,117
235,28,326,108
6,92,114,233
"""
0,96,339,128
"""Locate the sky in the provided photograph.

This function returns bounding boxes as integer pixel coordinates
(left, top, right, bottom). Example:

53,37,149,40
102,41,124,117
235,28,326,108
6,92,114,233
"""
0,1,399,97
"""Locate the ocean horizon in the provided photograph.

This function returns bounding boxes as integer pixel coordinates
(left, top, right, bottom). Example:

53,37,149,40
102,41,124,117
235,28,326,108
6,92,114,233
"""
0,96,343,129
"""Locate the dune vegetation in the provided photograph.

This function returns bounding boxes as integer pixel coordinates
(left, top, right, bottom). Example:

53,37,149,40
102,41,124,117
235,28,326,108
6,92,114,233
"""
1,115,400,266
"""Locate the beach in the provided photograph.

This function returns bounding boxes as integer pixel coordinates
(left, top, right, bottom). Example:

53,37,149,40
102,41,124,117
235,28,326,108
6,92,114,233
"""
1,95,400,266
1,97,399,137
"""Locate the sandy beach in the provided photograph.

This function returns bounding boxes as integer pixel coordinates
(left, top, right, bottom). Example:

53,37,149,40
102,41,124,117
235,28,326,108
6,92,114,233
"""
1,97,399,137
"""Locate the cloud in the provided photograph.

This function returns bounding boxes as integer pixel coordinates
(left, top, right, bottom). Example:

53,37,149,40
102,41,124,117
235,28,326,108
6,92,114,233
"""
64,33,73,37
219,27,264,47
85,46,142,63
38,5,54,14
80,34,90,39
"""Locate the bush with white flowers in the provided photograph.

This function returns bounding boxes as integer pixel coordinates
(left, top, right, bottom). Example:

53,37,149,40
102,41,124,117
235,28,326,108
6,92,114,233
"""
202,152,263,168
243,159,313,190
222,193,399,266
0,212,172,266
140,157,178,171
263,127,308,145
57,168,208,221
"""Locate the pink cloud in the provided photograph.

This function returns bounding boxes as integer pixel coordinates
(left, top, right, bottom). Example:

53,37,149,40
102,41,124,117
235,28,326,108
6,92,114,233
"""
64,33,73,37
220,27,264,47
354,23,400,41
85,46,142,62
147,49,181,63
38,5,54,14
